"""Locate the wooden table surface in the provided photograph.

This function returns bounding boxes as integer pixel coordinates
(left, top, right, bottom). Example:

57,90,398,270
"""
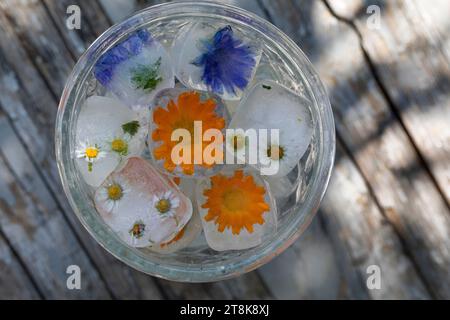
0,0,448,299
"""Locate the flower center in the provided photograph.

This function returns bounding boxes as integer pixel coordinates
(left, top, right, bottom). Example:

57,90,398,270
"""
111,139,127,153
223,188,246,211
156,199,171,214
267,145,285,160
85,147,99,159
130,222,145,238
107,184,123,201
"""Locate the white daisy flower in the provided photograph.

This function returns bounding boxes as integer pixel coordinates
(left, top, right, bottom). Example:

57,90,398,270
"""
152,191,180,220
96,176,129,214
258,134,296,177
75,141,107,172
107,134,131,157
129,220,146,241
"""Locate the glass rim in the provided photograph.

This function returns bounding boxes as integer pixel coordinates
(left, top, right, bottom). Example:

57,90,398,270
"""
56,0,335,282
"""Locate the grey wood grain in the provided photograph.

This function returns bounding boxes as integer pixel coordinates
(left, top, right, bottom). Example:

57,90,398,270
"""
326,0,450,204
0,230,41,299
0,0,446,299
0,0,164,299
259,218,353,299
0,115,110,299
259,0,450,298
321,142,430,299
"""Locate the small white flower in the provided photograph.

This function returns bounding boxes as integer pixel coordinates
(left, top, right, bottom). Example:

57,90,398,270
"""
152,191,180,219
76,141,107,172
129,220,146,241
97,176,129,214
107,134,131,156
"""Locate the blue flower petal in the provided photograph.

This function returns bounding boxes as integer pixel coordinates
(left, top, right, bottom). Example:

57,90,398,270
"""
94,30,154,87
191,25,257,96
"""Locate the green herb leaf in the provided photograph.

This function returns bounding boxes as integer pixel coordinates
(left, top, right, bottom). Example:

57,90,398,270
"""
130,57,163,92
122,120,140,137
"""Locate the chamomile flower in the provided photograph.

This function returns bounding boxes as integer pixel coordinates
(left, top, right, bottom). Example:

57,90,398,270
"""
75,141,107,172
129,220,146,239
228,81,313,178
258,132,302,177
152,191,180,220
108,134,131,157
96,176,129,214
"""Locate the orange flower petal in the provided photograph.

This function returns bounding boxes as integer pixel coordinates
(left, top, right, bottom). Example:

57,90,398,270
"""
152,91,225,174
202,170,269,235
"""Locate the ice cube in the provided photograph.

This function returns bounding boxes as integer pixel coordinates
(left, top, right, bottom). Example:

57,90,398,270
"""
94,157,193,248
172,22,262,100
227,80,313,178
148,178,202,254
265,163,302,199
75,95,147,187
196,168,277,251
94,29,174,109
148,87,228,178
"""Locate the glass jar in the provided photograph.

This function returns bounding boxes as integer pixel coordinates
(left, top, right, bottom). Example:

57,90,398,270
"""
55,1,335,282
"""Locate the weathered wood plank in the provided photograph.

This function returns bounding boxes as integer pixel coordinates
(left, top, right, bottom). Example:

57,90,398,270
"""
0,115,110,299
321,142,430,299
43,0,100,58
0,230,41,299
0,0,73,97
327,0,450,204
98,0,138,24
259,143,431,300
259,218,354,299
2,0,444,300
158,274,272,300
0,1,164,299
259,0,450,298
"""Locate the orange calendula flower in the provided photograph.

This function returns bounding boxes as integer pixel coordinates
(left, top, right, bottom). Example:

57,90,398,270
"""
202,170,269,235
152,91,225,175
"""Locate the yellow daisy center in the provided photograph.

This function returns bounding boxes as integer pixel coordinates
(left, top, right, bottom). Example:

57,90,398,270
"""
267,145,285,160
107,184,123,201
223,189,246,211
85,147,99,159
156,199,171,213
130,222,145,238
111,139,127,153
202,170,270,235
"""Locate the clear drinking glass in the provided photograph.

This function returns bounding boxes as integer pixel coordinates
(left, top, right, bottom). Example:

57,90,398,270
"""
55,1,335,282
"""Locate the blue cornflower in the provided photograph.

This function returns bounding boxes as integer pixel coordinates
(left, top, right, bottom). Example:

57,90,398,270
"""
94,30,153,87
192,25,257,96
